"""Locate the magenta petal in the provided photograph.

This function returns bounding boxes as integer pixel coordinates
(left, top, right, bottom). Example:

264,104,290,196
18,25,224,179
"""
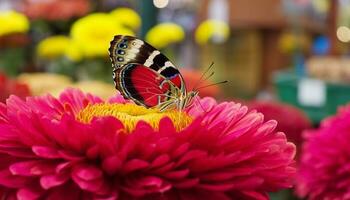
58,150,83,161
151,154,170,168
9,160,55,176
172,178,199,189
200,169,254,181
72,174,104,193
102,156,121,175
93,197,116,200
0,169,32,188
238,190,269,200
122,159,149,174
183,191,231,200
121,187,146,197
108,93,129,104
16,185,44,200
198,183,234,191
256,120,278,136
151,162,175,174
163,169,189,180
0,103,8,123
32,146,60,159
137,176,164,187
92,193,119,200
40,172,70,189
45,182,82,200
73,164,103,181
0,144,35,158
58,89,103,114
55,162,71,174
0,124,18,140
86,145,99,159
171,143,190,159
159,117,176,133
123,176,172,197
176,150,207,167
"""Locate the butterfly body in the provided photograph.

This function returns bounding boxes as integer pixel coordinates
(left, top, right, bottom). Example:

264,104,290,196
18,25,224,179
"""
109,35,197,111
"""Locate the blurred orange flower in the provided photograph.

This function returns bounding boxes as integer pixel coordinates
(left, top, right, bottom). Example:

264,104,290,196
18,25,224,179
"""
20,0,90,20
180,68,221,98
0,73,31,103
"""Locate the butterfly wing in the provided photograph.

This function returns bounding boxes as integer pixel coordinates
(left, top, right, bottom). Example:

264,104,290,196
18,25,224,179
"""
109,35,186,108
109,35,154,69
114,64,173,107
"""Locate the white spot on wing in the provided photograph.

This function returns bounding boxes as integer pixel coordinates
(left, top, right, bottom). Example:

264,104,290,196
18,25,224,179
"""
132,40,144,47
125,48,140,60
128,48,140,54
144,50,160,67
158,61,176,72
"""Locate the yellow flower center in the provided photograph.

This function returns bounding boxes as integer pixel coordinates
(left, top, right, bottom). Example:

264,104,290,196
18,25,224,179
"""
76,103,192,132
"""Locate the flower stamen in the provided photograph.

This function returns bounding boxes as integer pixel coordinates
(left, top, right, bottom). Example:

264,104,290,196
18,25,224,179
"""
76,103,192,132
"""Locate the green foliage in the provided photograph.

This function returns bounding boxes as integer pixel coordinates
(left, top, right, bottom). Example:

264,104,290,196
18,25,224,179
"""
0,48,26,76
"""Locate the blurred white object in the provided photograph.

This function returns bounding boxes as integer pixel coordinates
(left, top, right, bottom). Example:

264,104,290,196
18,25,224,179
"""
206,0,229,44
298,78,326,107
153,0,169,8
208,0,229,22
0,0,15,11
337,26,350,43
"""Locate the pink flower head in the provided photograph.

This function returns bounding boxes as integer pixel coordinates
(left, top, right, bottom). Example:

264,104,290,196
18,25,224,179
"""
0,89,295,199
297,105,350,200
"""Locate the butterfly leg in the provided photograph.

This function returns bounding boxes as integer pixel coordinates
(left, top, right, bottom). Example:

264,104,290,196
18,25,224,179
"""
158,101,175,112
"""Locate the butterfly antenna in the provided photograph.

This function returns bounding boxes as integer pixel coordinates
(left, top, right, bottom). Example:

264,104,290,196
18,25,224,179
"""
200,71,215,83
196,80,228,90
195,97,208,113
192,62,215,90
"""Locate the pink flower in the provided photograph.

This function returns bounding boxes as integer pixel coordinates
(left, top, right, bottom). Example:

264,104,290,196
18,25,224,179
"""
0,89,295,199
297,105,350,200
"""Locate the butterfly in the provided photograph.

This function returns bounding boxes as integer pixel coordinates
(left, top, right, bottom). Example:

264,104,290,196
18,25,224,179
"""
109,35,199,111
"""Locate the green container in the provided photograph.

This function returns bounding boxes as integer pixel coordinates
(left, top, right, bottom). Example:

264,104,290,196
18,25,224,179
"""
274,71,350,124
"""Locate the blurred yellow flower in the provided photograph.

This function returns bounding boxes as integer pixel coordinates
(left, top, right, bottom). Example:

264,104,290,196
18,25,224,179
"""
71,13,134,58
110,8,141,30
195,20,230,45
0,10,29,36
279,33,295,53
312,0,329,13
37,36,83,61
64,40,83,62
17,73,73,96
37,36,70,59
145,23,185,49
278,31,311,53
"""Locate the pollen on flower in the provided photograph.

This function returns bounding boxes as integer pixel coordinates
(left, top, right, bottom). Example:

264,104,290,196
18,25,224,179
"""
76,103,192,132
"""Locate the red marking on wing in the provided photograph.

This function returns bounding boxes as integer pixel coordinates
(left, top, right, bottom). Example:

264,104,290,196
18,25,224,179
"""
130,65,170,107
169,75,182,89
